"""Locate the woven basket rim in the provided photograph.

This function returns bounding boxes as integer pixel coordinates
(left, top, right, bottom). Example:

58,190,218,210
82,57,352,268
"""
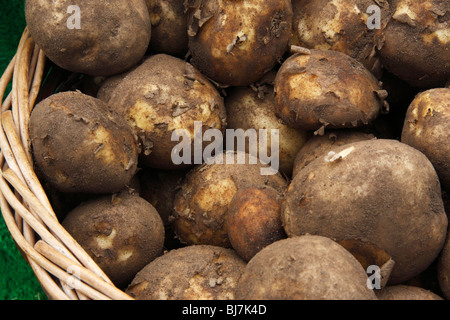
0,27,133,300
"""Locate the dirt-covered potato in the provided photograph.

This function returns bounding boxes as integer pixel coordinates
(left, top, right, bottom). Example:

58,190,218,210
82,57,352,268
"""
29,91,139,194
61,192,165,288
146,0,189,57
438,230,450,299
225,76,309,176
375,285,444,300
172,151,288,248
235,235,377,300
293,0,393,78
282,139,448,284
25,0,151,76
126,245,246,300
108,54,227,170
401,88,450,190
292,130,375,177
274,49,388,133
227,186,286,262
379,0,450,88
185,0,293,86
96,68,136,104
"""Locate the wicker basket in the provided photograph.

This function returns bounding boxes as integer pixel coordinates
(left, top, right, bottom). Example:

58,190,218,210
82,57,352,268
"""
0,28,133,300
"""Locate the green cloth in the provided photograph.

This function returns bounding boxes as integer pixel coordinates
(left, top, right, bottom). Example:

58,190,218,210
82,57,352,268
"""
0,0,47,300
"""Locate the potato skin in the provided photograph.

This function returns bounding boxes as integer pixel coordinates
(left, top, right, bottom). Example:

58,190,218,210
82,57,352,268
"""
376,285,444,300
146,0,189,57
30,91,139,194
225,83,309,176
274,50,387,131
379,0,450,88
108,54,227,170
438,231,450,299
186,0,293,86
25,0,151,76
126,245,246,300
61,192,165,288
227,186,286,262
172,151,288,248
235,235,378,300
401,88,450,190
294,0,393,78
292,130,375,177
282,139,448,284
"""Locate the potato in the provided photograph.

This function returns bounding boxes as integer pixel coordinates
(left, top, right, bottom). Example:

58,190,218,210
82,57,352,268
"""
293,0,393,78
126,245,246,300
292,130,375,177
145,0,189,57
185,0,292,86
227,186,286,262
438,230,450,299
225,75,309,176
274,49,388,133
25,0,151,76
61,192,165,288
379,0,450,88
96,68,136,104
235,235,377,300
172,151,288,248
376,285,444,300
29,91,139,194
282,139,448,284
401,88,450,190
108,54,227,170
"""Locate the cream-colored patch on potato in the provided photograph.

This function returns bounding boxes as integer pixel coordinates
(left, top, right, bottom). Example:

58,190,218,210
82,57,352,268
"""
393,1,418,22
289,73,322,101
423,29,450,45
118,246,134,262
89,126,116,164
184,274,215,300
95,228,117,249
193,177,238,212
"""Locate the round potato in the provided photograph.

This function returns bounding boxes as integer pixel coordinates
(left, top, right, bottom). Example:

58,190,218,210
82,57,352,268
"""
274,49,388,132
146,0,189,57
294,0,393,78
185,0,292,86
292,130,375,177
401,88,450,190
225,76,309,176
126,245,246,300
235,235,378,300
282,139,448,284
108,54,227,170
227,186,286,261
376,285,444,300
62,192,165,288
438,230,450,299
29,91,139,194
379,0,450,88
25,0,151,76
172,151,288,248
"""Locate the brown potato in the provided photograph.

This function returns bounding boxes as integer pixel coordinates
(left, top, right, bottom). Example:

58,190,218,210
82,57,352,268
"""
282,139,448,284
376,285,444,300
438,230,450,299
274,49,388,132
379,0,450,88
225,76,309,176
292,130,375,177
172,151,288,248
61,192,165,288
126,245,246,300
29,91,139,194
145,0,189,57
108,54,227,170
293,0,393,78
227,186,286,261
185,0,293,86
401,88,450,190
25,0,151,76
235,235,378,300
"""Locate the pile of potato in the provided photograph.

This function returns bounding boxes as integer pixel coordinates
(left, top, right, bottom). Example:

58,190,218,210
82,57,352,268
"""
24,0,449,300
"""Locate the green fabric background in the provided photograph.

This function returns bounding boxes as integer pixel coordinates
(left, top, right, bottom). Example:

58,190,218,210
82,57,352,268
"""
0,0,47,300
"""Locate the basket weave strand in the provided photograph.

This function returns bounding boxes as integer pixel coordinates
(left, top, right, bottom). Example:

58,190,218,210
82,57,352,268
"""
0,28,133,300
